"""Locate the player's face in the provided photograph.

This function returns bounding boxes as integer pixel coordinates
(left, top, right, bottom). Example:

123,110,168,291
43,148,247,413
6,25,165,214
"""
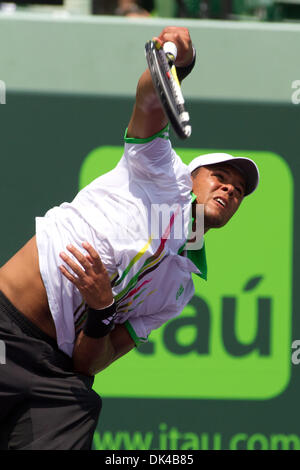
192,163,246,232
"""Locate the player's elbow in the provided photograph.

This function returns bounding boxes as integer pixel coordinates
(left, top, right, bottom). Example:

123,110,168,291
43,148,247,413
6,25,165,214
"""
72,331,116,376
73,348,115,376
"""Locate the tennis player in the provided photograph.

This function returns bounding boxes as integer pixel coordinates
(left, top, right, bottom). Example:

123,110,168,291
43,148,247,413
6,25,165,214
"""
0,26,259,449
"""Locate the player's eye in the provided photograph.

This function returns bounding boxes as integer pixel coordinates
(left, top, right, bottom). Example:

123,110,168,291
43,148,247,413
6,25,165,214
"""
214,172,224,181
235,186,244,197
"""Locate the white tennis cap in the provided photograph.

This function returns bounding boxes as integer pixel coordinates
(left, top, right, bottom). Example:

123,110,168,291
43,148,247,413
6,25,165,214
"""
188,153,259,196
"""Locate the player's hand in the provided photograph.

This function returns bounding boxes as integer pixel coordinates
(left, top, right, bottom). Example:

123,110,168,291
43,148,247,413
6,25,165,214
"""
59,241,113,310
153,26,193,68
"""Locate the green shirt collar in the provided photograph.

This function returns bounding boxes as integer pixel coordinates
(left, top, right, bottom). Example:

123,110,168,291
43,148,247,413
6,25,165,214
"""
178,192,208,281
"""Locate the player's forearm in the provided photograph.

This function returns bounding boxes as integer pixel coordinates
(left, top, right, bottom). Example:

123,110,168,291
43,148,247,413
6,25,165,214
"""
127,68,167,139
72,323,135,376
134,69,164,114
72,330,115,376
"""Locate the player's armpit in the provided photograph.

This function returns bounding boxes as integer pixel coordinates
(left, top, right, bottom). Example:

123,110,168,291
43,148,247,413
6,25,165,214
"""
72,323,135,377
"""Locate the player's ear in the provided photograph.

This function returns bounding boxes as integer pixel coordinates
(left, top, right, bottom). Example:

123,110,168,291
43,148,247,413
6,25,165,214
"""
191,167,201,179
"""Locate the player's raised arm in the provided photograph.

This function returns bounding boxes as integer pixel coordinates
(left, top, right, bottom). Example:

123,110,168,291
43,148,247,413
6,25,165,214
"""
127,27,194,140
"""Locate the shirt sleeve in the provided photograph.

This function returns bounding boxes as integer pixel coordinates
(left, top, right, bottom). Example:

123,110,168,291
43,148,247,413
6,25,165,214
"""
123,125,174,179
123,306,184,348
123,124,192,196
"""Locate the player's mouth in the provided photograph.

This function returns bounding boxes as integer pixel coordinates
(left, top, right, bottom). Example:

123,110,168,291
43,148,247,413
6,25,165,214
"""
213,196,228,209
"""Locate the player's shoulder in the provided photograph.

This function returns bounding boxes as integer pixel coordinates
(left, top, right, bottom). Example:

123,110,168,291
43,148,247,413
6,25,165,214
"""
122,124,191,190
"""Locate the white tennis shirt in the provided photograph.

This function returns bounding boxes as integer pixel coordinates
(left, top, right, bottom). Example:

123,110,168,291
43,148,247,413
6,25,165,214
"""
36,126,207,356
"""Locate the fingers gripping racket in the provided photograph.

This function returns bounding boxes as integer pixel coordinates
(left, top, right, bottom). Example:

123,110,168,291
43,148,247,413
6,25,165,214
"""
145,40,192,140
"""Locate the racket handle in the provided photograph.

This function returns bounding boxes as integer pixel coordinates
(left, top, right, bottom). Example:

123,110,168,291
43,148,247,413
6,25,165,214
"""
163,42,177,62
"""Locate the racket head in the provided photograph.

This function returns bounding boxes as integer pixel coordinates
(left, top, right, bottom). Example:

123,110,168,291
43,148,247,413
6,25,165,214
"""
145,40,192,140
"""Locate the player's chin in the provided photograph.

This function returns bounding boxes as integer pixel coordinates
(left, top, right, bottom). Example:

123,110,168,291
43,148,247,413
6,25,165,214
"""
204,209,232,230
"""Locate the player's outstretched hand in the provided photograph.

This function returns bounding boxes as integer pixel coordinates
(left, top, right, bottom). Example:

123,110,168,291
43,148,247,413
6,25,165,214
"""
59,241,113,310
153,26,194,68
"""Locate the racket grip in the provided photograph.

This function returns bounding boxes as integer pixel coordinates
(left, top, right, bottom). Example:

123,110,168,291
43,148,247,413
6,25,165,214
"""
163,42,177,61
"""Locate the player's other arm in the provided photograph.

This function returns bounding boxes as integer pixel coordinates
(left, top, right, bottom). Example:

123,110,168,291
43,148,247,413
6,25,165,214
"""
59,242,135,376
72,324,135,376
127,26,194,140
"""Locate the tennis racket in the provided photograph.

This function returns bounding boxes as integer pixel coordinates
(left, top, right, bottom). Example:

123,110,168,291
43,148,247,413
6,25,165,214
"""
145,39,192,140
